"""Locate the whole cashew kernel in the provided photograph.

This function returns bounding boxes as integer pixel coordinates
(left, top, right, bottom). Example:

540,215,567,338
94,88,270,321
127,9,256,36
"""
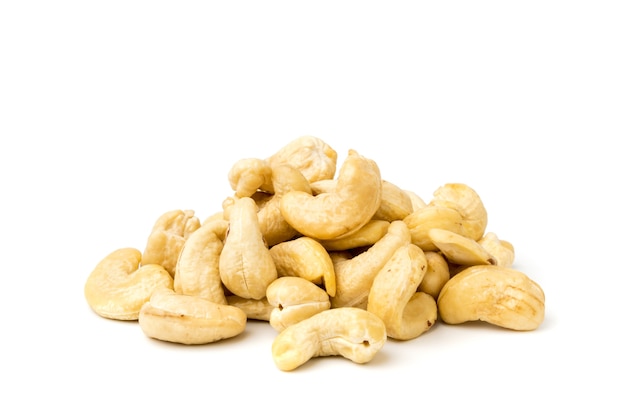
437,265,545,331
142,209,201,277
429,183,488,242
227,157,274,197
367,243,437,340
403,205,464,251
84,247,174,320
266,276,331,332
266,135,337,184
269,236,336,297
139,287,247,344
331,220,411,309
271,307,387,371
279,149,383,240
219,197,278,300
429,228,495,266
174,218,229,304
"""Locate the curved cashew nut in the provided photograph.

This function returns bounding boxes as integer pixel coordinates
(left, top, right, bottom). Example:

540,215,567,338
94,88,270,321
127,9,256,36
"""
174,218,229,304
84,247,173,320
256,164,312,247
266,276,331,332
331,220,411,309
227,157,274,197
219,197,277,300
367,243,437,340
142,209,201,277
428,228,494,266
279,149,382,240
139,287,247,344
429,183,488,242
271,307,387,371
403,205,464,251
269,236,336,297
437,265,545,331
266,135,338,184
372,180,414,222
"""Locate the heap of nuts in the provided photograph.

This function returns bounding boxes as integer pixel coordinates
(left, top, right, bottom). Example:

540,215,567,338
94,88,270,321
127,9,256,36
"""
84,136,546,371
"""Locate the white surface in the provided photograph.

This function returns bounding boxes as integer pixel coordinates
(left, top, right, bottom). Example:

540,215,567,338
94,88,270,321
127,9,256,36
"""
1,1,624,415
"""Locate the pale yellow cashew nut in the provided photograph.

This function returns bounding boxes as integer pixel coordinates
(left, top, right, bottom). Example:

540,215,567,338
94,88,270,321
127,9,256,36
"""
174,218,229,304
142,209,201,277
279,149,383,240
269,236,336,297
266,276,331,332
138,287,247,344
227,157,274,197
266,135,338,184
84,247,173,320
429,183,488,242
367,243,437,340
271,307,387,371
331,220,411,309
219,197,278,300
437,265,545,331
428,228,495,266
403,205,464,251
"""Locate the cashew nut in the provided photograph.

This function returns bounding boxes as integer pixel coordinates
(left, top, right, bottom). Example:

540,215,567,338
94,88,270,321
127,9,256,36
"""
266,135,338,184
429,228,495,266
429,183,488,242
269,236,336,297
266,276,331,332
142,209,201,277
331,220,411,309
403,205,464,251
271,307,387,371
227,157,274,197
84,247,173,320
219,197,278,300
367,243,437,340
437,265,545,331
279,149,382,240
139,287,247,344
174,218,229,304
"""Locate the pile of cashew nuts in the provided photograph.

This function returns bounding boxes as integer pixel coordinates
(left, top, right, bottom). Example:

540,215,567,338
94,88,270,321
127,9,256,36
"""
84,136,546,371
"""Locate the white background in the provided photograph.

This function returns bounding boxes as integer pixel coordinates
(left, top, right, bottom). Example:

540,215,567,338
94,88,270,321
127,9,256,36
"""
1,1,624,415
